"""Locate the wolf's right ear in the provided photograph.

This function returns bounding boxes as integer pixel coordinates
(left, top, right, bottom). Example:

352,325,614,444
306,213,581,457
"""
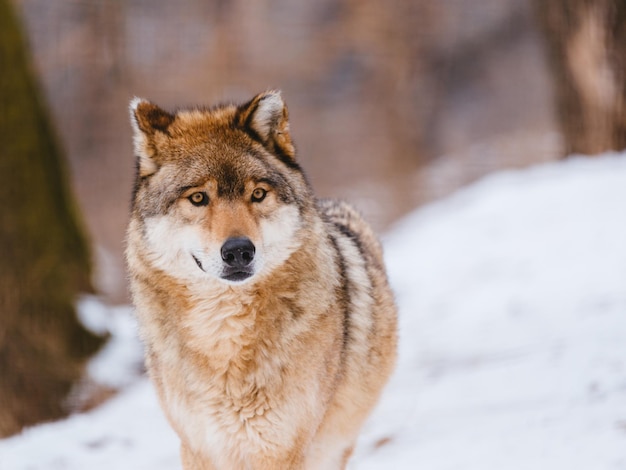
129,98,175,177
236,90,296,162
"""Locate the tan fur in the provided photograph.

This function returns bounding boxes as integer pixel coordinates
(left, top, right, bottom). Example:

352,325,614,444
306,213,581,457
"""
126,91,397,469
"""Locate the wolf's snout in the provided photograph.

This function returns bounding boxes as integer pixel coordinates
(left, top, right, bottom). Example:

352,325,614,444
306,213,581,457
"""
221,237,255,268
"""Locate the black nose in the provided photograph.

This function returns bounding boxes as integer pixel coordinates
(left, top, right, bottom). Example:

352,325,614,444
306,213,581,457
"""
221,237,255,268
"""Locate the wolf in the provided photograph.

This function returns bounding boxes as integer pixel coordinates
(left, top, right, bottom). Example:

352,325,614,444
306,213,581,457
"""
126,90,397,470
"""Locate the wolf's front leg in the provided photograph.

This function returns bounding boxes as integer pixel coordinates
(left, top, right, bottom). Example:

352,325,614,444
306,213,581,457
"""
180,443,217,470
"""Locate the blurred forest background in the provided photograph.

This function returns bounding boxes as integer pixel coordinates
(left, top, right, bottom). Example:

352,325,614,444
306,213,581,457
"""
13,0,563,302
1,0,625,438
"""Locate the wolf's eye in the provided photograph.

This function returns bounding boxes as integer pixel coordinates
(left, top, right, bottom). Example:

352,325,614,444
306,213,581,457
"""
188,192,208,206
251,188,267,203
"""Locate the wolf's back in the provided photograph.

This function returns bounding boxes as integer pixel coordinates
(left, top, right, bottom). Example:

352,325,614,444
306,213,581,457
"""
317,196,397,377
317,198,386,271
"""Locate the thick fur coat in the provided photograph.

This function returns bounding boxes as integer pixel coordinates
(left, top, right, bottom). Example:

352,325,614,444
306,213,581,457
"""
126,91,397,469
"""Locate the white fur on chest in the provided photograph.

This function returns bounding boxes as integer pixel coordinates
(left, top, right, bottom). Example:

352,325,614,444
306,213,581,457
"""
155,287,303,465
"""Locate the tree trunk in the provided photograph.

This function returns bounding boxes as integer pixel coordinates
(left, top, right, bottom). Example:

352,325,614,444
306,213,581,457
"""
534,0,626,156
0,0,104,437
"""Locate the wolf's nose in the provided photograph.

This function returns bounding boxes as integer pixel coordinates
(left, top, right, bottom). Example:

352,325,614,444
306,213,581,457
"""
221,237,255,268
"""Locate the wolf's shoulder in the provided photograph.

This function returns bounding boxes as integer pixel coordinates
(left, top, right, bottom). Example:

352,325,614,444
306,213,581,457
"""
316,198,384,267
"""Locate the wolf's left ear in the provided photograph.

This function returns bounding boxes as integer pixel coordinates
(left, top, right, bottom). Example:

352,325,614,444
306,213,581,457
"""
237,90,295,161
129,98,175,177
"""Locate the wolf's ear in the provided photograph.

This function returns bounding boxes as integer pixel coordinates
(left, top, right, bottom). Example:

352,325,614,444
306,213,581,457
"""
129,98,175,177
237,90,295,161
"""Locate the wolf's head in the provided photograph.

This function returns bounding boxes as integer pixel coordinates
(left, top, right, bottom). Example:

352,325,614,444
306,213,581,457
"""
128,91,313,286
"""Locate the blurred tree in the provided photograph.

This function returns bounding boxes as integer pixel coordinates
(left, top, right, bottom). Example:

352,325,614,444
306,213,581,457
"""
0,0,104,437
535,0,626,156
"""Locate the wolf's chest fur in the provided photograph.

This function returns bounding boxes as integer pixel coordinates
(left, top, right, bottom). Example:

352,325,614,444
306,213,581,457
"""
150,279,335,459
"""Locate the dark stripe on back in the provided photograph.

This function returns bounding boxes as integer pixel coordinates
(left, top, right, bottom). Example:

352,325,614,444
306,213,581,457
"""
327,233,352,359
334,222,366,260
332,217,384,272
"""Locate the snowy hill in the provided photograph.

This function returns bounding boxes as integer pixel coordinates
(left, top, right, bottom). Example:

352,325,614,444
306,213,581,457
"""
2,154,626,469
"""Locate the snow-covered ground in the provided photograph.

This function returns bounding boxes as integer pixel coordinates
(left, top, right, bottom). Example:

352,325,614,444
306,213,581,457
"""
2,154,626,469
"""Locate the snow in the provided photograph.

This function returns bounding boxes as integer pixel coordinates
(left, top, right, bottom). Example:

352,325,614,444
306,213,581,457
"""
75,297,145,389
2,153,626,469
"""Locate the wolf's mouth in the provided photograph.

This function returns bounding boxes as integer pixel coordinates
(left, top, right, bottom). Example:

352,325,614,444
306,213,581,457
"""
192,254,253,282
221,269,253,282
192,254,204,272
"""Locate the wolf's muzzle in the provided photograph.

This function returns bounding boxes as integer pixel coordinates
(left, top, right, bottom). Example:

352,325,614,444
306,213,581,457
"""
220,237,255,281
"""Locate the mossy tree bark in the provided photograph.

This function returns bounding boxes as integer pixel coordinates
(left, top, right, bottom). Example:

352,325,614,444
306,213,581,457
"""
534,0,626,156
0,0,104,437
